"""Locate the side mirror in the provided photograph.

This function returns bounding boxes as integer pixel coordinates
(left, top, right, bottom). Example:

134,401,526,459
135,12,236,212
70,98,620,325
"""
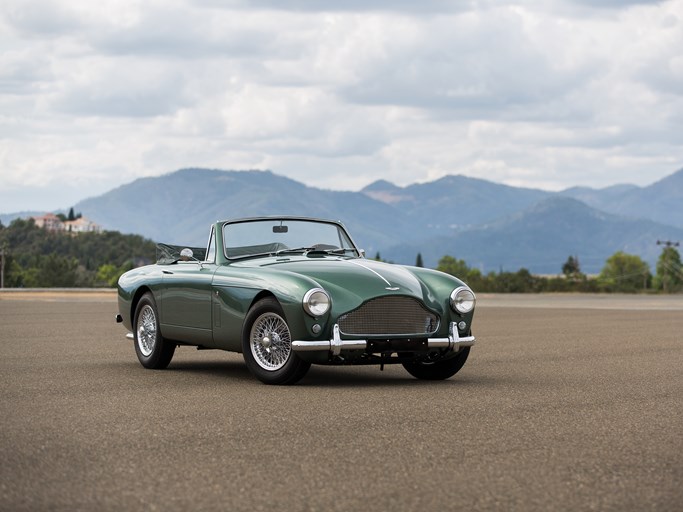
359,249,366,257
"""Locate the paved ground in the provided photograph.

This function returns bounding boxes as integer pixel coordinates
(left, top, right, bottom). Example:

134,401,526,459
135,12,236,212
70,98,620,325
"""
0,293,681,511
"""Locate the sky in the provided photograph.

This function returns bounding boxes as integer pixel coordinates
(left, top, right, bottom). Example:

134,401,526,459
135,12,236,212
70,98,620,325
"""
1,0,682,213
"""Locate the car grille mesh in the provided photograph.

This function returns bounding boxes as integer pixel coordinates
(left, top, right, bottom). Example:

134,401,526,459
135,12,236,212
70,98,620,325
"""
338,296,439,336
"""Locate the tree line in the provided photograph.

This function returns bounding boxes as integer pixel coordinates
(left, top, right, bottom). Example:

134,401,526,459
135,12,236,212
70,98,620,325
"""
1,217,681,292
391,248,682,294
430,248,682,293
0,218,156,288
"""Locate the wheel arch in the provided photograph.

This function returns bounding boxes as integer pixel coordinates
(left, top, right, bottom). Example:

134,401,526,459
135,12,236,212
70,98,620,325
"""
242,290,280,336
131,286,154,324
240,290,308,346
249,289,278,311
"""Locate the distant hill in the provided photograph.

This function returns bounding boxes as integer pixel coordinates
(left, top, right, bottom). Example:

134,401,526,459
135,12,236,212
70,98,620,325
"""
559,168,683,228
74,169,417,255
381,197,683,274
559,184,639,205
5,166,681,274
362,175,550,229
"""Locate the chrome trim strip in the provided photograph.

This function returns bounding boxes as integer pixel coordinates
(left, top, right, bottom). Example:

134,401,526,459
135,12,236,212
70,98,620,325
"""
346,260,393,287
292,324,369,354
221,217,362,261
291,340,334,351
291,322,474,354
331,324,342,356
338,327,440,338
426,322,475,351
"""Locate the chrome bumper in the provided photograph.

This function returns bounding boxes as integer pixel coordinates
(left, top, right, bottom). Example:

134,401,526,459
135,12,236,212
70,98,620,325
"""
291,322,475,356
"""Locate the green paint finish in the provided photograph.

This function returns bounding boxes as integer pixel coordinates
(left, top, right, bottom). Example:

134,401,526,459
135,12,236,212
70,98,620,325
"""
117,216,477,368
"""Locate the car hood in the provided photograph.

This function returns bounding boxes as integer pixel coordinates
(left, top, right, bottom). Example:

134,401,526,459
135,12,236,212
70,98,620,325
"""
224,255,461,319
237,256,428,301
285,257,423,293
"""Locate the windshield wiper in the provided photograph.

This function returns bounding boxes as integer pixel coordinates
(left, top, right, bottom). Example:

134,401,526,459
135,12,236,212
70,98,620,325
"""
229,251,277,261
322,247,355,255
273,247,358,257
273,247,316,256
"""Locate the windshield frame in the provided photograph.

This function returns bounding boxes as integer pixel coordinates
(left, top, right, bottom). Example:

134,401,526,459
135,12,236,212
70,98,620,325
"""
221,217,362,261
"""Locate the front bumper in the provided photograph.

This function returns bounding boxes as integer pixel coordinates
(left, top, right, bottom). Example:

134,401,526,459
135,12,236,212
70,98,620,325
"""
291,322,475,356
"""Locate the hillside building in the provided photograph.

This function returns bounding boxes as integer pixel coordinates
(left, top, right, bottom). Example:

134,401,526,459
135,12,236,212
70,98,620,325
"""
64,217,102,233
32,213,64,231
31,214,102,234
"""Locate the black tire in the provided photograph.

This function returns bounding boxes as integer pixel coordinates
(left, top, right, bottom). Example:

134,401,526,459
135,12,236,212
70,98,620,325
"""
242,297,310,385
133,292,175,369
402,347,470,380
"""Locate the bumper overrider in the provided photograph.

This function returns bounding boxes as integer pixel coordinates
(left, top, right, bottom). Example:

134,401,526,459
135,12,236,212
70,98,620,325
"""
292,322,475,356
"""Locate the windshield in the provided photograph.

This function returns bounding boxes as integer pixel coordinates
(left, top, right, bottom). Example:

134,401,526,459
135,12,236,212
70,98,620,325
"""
223,219,359,260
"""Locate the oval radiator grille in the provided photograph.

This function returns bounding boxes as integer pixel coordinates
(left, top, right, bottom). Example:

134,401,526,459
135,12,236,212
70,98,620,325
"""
338,296,439,336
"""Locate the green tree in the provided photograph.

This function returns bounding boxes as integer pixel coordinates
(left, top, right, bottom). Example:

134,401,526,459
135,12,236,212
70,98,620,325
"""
415,253,424,268
562,255,583,280
4,259,24,288
490,268,539,293
95,261,133,287
0,218,155,288
599,251,651,292
96,264,120,287
463,267,485,291
653,246,683,293
437,255,469,278
437,255,488,290
22,254,81,287
68,207,76,221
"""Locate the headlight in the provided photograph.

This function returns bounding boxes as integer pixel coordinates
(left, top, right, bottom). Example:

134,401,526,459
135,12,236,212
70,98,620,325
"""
303,288,331,317
450,286,475,314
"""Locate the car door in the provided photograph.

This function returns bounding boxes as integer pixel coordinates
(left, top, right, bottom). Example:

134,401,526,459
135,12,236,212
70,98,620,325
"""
160,260,217,345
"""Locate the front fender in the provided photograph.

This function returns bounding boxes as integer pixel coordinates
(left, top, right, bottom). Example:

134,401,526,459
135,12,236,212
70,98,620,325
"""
117,265,165,331
211,268,329,349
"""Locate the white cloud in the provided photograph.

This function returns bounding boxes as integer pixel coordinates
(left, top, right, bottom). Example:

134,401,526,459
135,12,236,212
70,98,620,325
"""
0,0,682,212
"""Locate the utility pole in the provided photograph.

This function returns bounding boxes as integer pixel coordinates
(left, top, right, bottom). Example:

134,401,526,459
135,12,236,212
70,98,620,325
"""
657,240,680,248
0,243,5,289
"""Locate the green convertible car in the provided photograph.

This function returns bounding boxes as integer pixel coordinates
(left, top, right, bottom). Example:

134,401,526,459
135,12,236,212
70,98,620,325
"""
116,216,476,385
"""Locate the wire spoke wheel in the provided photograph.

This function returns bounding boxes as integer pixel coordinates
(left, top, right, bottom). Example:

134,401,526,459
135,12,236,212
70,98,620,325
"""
242,297,310,384
133,292,175,370
249,312,292,371
136,304,157,357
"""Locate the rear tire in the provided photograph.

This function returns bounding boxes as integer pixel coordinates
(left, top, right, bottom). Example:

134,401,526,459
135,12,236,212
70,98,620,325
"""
133,293,175,369
242,297,310,385
402,348,470,380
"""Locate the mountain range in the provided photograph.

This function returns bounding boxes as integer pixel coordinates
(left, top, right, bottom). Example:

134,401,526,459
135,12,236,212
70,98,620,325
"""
3,167,683,274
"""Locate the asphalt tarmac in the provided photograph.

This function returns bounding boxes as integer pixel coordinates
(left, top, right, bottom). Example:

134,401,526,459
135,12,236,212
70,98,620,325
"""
0,293,681,511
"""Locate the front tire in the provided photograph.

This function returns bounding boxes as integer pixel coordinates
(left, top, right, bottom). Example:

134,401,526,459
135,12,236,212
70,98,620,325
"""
242,297,310,385
133,293,175,369
402,348,470,380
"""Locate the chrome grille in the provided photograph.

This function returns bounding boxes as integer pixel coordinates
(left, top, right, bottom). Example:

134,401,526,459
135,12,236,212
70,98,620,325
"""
338,296,439,336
